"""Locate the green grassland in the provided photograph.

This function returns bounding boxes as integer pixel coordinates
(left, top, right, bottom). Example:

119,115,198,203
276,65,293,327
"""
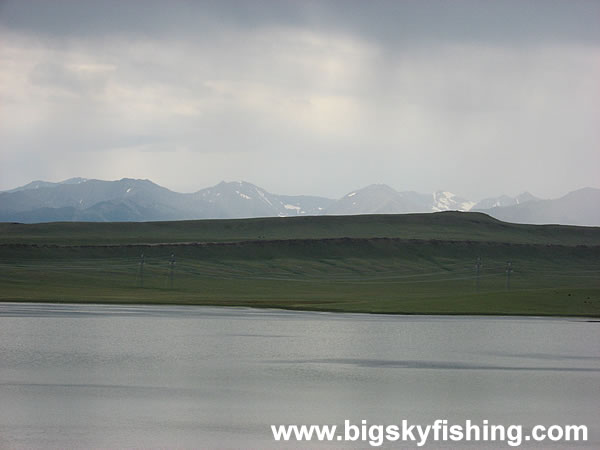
1,212,599,316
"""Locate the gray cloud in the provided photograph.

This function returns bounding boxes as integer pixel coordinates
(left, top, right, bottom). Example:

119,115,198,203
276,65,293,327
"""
0,0,599,199
29,61,111,96
2,0,599,45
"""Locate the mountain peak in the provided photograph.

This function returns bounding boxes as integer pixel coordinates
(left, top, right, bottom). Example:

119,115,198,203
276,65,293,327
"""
61,177,89,184
473,192,539,210
1,178,597,225
346,184,397,196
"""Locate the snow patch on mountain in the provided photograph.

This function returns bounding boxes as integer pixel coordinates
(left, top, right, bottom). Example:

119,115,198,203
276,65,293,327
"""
432,191,453,211
461,201,475,211
432,191,473,212
236,190,251,200
255,188,273,206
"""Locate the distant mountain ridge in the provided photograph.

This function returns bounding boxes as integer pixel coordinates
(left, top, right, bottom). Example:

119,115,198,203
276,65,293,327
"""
474,187,600,227
4,177,89,193
0,179,334,222
327,185,475,215
473,192,539,210
1,178,598,226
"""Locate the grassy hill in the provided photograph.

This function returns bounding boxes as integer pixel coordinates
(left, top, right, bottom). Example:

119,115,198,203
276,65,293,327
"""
2,211,600,245
1,212,599,316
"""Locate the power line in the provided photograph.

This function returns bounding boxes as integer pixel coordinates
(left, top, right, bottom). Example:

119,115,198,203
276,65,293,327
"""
169,253,176,289
139,253,145,288
476,256,482,292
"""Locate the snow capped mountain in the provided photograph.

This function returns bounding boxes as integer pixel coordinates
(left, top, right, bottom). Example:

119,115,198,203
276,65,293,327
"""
432,191,475,212
193,181,277,218
1,178,597,225
0,179,333,222
192,181,334,218
473,192,538,210
327,185,475,215
326,184,409,215
475,188,600,226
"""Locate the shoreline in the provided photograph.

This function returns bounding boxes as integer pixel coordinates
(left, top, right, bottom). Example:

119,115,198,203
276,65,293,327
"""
1,299,599,319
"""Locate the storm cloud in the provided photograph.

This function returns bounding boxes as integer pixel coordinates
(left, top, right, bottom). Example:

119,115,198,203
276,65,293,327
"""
1,0,598,199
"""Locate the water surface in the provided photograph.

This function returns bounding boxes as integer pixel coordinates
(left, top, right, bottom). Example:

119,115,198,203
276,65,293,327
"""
0,303,598,448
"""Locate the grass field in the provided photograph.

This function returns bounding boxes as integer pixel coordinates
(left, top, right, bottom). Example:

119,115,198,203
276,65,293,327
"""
1,212,599,316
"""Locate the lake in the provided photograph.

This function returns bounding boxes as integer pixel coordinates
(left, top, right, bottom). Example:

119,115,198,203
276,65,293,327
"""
0,303,598,448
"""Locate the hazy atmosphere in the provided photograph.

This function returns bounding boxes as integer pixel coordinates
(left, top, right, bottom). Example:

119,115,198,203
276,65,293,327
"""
2,4,600,447
1,0,599,200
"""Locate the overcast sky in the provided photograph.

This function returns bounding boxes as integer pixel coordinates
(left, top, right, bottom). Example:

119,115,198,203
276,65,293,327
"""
1,0,598,200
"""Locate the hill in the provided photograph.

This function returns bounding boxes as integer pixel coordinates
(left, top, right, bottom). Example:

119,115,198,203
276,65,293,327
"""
1,213,599,317
2,211,600,246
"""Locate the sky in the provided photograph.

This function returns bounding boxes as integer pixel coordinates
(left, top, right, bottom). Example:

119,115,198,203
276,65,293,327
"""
1,0,599,200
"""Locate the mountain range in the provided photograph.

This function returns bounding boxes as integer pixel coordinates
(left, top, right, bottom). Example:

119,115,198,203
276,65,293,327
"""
1,178,598,226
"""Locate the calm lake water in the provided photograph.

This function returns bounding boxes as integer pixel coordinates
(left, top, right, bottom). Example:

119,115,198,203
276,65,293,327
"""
0,303,598,449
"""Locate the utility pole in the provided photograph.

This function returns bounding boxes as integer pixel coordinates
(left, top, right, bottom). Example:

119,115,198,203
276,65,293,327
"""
506,261,512,290
139,253,145,287
169,253,175,289
475,256,482,292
